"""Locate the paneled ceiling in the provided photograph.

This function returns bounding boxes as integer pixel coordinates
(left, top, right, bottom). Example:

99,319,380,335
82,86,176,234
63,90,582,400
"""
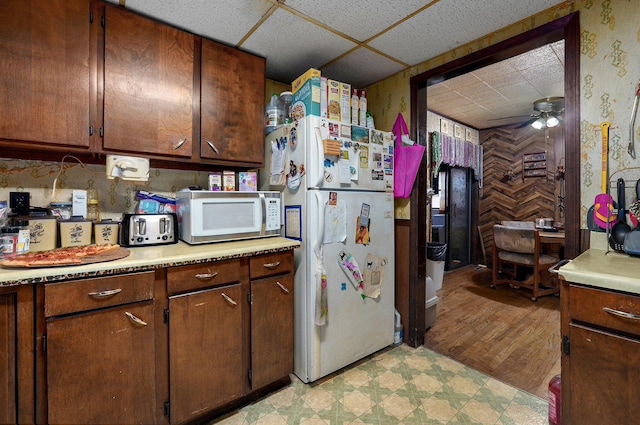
106,0,567,129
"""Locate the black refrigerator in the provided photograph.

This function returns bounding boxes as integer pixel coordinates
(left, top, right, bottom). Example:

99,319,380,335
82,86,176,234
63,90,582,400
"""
434,165,472,271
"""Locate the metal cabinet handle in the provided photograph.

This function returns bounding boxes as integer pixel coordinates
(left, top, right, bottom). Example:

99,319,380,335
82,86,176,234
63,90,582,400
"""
263,261,281,269
221,293,237,306
206,140,220,154
275,281,290,294
173,138,186,150
125,311,148,326
195,270,218,280
88,288,122,298
603,307,640,320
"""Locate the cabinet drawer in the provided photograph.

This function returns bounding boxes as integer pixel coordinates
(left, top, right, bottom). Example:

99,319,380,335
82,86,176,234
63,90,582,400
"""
570,284,640,337
167,258,247,295
249,251,294,279
44,272,155,317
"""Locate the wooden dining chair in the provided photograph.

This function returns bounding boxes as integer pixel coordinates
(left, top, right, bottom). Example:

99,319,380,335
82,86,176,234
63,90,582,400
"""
491,224,559,301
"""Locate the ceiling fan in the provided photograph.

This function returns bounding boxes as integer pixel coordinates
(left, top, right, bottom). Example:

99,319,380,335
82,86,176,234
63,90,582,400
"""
515,96,565,129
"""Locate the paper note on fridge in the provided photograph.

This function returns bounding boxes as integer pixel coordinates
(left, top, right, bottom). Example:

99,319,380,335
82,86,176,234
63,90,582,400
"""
323,200,347,244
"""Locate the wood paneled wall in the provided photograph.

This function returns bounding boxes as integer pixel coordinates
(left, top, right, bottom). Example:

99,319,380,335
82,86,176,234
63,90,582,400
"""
477,126,563,263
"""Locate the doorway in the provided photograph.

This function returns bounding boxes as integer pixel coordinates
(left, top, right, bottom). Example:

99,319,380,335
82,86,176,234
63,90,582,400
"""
403,12,580,347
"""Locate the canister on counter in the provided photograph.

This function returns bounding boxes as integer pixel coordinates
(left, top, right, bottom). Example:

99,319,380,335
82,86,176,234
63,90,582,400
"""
94,220,119,245
28,216,58,252
59,219,92,247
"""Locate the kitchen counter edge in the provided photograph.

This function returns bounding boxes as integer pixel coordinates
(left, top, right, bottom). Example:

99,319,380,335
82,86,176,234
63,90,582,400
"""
558,248,640,294
0,237,300,286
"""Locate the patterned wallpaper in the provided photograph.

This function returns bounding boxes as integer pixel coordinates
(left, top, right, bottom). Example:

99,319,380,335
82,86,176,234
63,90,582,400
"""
367,0,640,224
0,158,210,220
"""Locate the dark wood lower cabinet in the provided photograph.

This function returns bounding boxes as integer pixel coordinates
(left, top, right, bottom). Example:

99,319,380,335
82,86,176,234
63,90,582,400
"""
25,248,295,424
0,285,34,425
168,284,244,425
561,280,640,424
46,302,157,424
250,273,294,390
42,272,158,425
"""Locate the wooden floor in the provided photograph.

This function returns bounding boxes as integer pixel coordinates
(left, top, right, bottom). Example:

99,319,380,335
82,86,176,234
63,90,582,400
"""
423,265,561,399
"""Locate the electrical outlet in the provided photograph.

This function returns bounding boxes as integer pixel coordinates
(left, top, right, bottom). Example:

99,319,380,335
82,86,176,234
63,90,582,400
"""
9,192,30,214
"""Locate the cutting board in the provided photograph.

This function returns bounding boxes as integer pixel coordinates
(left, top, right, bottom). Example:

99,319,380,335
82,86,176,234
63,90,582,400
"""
0,247,130,268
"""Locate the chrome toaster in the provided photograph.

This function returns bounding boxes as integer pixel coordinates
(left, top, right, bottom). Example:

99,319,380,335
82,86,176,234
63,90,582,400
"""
120,213,178,247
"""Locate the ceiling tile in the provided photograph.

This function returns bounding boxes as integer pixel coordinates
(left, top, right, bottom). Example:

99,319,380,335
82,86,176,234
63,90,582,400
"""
242,8,356,84
113,0,274,46
321,48,406,89
370,0,567,67
284,0,428,42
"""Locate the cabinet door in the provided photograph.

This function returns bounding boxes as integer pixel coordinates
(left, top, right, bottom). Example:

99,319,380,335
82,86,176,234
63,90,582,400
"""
46,301,156,425
0,285,34,425
169,284,243,424
0,293,16,424
103,5,194,158
569,324,640,425
251,273,294,389
0,0,90,148
200,39,265,165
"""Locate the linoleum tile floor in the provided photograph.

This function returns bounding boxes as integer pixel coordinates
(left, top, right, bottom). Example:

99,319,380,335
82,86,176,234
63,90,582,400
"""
211,344,547,425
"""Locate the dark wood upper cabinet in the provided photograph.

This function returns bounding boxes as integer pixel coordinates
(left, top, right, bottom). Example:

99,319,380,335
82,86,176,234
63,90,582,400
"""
200,39,265,166
102,4,195,158
0,0,91,149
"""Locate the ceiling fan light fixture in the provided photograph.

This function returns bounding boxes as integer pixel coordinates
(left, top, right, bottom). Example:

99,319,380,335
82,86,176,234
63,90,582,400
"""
531,117,546,130
546,115,560,127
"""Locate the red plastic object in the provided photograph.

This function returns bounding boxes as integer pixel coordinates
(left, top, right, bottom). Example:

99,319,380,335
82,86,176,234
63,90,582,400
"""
548,374,562,425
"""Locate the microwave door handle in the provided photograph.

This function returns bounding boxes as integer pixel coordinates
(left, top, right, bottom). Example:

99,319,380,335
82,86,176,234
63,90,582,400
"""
313,128,325,187
259,193,267,234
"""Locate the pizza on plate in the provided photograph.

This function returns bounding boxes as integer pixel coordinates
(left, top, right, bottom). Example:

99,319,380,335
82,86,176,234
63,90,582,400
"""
0,244,122,268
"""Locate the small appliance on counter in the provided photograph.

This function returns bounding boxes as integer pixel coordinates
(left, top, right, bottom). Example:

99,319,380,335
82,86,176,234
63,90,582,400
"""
119,213,178,247
176,188,282,244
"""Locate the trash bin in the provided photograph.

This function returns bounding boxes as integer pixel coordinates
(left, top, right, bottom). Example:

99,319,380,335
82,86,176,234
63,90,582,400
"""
426,242,447,291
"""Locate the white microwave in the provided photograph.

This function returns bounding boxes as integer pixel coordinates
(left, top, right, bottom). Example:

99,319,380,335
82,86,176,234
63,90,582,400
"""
176,189,282,244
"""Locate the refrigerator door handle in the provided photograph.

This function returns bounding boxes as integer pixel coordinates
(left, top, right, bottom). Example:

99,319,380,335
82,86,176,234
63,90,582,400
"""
313,191,325,249
313,128,325,187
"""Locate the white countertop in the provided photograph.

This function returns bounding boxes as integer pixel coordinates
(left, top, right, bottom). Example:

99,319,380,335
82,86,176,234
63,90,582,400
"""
0,237,300,286
559,232,640,294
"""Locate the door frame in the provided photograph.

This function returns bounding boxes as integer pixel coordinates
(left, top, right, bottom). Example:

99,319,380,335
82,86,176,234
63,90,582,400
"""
405,12,580,347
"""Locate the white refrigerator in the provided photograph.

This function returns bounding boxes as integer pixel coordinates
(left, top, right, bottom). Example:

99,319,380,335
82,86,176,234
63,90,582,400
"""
261,115,396,383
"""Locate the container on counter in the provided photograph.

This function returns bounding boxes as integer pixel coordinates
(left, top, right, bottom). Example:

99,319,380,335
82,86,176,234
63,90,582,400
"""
59,219,92,247
86,199,101,222
28,216,58,252
94,220,119,245
1,220,30,257
49,202,73,220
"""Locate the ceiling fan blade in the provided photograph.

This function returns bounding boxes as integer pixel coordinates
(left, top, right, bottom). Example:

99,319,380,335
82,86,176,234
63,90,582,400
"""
515,117,539,129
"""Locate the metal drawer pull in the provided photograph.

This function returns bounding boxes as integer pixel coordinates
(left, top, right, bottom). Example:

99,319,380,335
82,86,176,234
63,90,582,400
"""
88,288,122,298
221,293,237,306
125,311,148,326
195,270,218,280
206,141,220,154
263,261,281,269
276,281,290,294
603,307,640,320
173,138,186,150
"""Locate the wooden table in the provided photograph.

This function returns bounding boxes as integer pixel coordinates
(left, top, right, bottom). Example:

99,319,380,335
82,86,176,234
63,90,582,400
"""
538,230,565,246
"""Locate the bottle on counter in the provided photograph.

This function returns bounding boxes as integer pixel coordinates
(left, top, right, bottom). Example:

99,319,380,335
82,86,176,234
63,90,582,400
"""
87,199,101,222
86,190,101,222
